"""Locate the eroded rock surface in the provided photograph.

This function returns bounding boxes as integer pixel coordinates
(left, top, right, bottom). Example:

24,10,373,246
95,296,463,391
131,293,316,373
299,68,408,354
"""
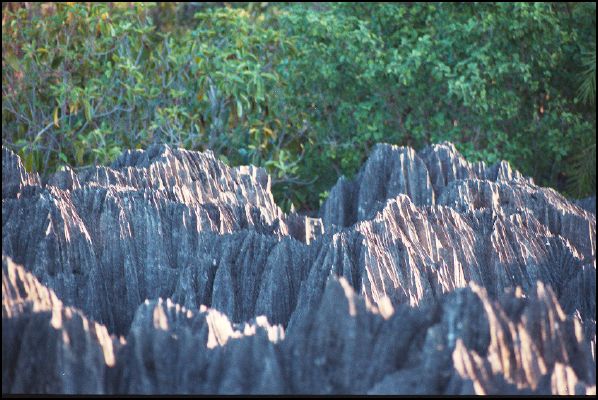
2,142,595,394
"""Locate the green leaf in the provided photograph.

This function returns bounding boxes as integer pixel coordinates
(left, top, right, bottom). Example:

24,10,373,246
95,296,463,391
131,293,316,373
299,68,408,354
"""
83,100,92,122
53,107,60,127
236,99,243,118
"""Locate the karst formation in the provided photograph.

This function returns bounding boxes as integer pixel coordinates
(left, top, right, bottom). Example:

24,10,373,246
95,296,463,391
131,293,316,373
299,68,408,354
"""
2,142,595,394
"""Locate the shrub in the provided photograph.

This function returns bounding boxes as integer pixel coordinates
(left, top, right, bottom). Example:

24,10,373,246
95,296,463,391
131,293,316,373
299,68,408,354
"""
2,2,595,211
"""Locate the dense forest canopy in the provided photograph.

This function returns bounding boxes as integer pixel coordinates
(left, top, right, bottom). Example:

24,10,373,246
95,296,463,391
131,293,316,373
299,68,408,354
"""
2,2,596,211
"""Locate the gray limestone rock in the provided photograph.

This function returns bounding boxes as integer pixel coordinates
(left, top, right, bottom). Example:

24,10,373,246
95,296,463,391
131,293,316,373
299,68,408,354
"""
2,142,595,394
2,256,120,394
575,196,596,215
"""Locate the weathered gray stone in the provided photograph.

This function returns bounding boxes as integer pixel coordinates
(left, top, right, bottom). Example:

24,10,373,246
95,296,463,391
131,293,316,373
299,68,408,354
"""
2,256,119,394
2,142,595,394
2,147,40,199
2,145,312,334
575,196,596,215
109,298,285,394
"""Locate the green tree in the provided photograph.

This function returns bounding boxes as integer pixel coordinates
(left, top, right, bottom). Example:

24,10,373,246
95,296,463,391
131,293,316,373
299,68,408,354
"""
2,2,595,211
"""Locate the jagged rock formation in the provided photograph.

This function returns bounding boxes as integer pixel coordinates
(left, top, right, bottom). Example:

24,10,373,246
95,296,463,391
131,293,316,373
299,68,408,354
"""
2,256,118,394
576,196,597,215
2,142,596,394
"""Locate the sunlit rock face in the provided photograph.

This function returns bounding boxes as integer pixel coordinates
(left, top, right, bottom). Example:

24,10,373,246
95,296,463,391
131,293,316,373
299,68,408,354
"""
2,143,595,394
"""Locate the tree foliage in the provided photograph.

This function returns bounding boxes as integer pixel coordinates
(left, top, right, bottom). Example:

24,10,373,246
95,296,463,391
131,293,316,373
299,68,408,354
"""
2,2,596,211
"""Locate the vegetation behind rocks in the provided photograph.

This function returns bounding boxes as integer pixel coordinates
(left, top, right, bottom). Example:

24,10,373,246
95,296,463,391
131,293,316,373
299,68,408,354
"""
2,2,595,211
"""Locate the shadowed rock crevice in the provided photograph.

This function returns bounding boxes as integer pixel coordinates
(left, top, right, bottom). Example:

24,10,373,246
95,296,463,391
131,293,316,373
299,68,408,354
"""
2,143,596,394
